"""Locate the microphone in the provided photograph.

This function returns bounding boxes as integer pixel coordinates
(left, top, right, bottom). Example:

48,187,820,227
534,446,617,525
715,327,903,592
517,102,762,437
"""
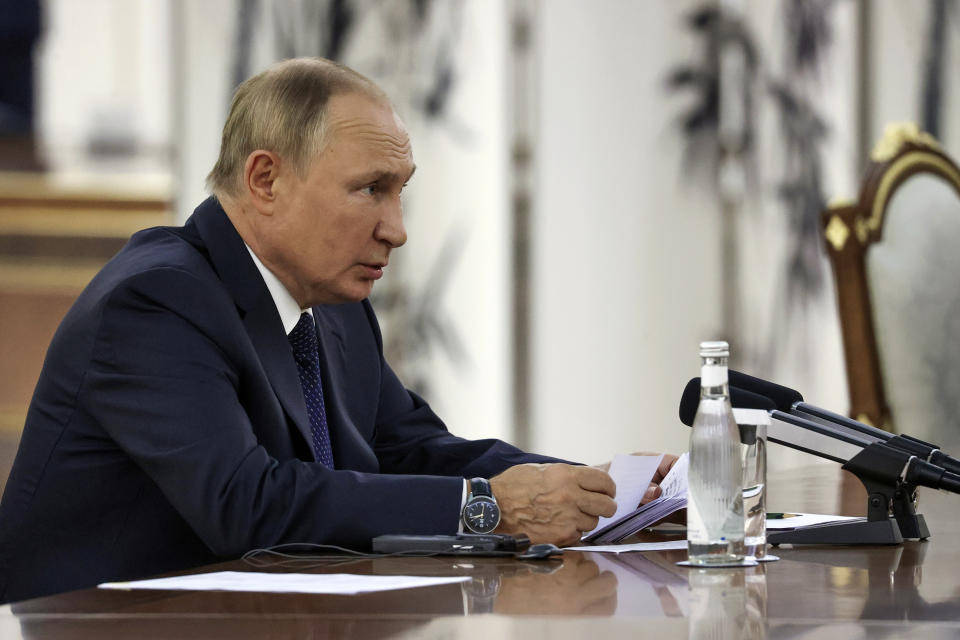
850,441,960,495
679,378,960,495
678,378,774,424
679,379,870,464
727,371,960,475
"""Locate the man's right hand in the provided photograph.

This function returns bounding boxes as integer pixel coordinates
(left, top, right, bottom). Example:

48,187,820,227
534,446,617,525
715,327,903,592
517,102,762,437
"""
490,463,617,547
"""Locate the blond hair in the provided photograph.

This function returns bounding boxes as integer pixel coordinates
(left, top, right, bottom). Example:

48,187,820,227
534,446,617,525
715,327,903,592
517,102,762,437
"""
206,57,384,197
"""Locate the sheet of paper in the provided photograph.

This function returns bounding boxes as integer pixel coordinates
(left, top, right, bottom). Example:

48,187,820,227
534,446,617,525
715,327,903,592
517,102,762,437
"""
99,571,470,595
586,454,663,537
565,539,689,554
765,512,864,530
584,453,689,544
656,453,688,499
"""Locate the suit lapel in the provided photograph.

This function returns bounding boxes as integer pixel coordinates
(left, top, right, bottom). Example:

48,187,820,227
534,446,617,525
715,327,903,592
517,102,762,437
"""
313,307,379,472
243,301,317,461
191,197,317,461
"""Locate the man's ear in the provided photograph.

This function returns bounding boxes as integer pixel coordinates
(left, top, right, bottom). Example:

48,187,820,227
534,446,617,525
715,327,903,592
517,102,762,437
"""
243,150,282,213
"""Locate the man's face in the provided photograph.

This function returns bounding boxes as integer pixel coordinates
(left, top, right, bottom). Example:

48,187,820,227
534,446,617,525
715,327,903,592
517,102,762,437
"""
259,92,414,307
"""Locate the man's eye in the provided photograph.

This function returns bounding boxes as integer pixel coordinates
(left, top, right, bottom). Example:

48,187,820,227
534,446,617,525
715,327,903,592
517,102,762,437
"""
362,184,379,196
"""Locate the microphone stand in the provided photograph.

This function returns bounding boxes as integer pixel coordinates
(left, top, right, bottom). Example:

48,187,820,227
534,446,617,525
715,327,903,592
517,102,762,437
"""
769,442,930,546
844,441,930,541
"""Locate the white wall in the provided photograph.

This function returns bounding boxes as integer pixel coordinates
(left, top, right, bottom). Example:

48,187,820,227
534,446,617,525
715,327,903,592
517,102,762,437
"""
532,1,724,462
869,1,926,146
38,0,172,165
530,0,857,467
172,0,236,214
367,1,515,443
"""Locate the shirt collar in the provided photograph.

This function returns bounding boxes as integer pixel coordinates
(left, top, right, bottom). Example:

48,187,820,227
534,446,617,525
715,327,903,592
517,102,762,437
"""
244,244,311,335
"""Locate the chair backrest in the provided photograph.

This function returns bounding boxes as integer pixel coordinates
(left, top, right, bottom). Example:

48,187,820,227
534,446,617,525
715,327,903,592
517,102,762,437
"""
822,123,960,443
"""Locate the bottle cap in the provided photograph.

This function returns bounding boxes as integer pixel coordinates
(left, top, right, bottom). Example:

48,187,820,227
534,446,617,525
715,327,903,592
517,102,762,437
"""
699,340,729,358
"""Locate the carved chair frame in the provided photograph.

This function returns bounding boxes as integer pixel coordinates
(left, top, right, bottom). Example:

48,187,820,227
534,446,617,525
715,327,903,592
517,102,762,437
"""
821,123,960,430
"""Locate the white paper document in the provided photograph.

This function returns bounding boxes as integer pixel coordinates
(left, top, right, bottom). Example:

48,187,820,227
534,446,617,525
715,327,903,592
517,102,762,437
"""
586,454,663,537
99,571,470,595
583,453,689,544
566,540,689,554
765,512,864,530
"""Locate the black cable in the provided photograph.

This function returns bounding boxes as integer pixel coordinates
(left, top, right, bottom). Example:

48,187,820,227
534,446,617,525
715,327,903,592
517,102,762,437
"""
241,542,448,569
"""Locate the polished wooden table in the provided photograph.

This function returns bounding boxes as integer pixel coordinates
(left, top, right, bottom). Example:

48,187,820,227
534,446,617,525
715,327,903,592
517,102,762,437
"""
3,462,960,639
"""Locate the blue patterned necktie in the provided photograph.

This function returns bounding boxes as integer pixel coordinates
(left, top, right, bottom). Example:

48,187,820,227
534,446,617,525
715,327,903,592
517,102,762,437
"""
287,312,334,467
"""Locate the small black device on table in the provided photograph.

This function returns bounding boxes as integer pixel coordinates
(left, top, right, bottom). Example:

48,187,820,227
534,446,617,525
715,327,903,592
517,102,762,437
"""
373,532,527,555
371,533,562,559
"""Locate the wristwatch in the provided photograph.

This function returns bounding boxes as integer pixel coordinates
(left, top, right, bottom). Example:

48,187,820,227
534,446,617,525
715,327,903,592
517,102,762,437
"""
462,477,501,534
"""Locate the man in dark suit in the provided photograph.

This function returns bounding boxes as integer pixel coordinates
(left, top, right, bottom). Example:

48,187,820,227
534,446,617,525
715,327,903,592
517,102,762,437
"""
0,58,672,603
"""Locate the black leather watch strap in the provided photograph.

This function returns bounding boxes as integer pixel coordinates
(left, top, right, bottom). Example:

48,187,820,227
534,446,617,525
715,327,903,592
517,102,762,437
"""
468,477,493,500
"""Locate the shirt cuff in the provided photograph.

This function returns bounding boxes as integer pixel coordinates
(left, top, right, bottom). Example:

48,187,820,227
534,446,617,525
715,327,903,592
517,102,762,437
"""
457,478,468,534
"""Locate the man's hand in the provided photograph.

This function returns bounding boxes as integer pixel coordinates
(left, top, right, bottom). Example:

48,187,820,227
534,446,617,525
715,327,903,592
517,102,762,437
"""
490,463,616,547
641,452,679,504
643,452,686,525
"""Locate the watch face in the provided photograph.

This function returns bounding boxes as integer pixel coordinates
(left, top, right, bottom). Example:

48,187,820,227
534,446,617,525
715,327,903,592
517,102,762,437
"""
463,497,500,533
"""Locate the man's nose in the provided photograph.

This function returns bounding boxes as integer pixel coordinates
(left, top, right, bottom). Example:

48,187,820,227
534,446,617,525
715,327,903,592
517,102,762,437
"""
375,199,407,248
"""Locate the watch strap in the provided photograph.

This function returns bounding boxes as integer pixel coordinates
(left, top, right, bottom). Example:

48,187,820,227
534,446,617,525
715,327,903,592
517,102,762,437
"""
468,477,493,500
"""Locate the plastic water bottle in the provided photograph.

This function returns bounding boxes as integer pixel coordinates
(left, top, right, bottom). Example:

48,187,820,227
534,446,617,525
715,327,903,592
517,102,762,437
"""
686,341,745,565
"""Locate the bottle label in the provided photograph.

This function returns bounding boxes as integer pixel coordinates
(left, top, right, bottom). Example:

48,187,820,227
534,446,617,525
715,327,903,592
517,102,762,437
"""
701,365,728,387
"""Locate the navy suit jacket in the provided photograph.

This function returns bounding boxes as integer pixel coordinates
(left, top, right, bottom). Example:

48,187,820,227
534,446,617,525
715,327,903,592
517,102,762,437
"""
0,197,562,603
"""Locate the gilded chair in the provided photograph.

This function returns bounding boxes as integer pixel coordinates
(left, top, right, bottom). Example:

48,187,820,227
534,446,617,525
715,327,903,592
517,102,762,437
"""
822,123,960,443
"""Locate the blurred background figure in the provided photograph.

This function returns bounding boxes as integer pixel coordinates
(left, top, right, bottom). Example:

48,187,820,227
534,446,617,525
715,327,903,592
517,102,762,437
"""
0,0,43,171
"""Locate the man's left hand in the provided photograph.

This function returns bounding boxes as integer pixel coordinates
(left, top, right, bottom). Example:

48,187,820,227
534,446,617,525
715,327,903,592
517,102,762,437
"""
592,451,679,505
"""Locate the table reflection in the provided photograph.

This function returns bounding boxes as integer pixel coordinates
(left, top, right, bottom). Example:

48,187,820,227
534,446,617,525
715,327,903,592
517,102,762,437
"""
491,552,618,615
776,542,960,625
590,551,688,617
687,565,768,640
369,553,619,615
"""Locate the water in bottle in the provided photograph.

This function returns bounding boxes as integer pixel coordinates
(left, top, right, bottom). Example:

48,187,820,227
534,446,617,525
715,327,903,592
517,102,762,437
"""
686,341,745,565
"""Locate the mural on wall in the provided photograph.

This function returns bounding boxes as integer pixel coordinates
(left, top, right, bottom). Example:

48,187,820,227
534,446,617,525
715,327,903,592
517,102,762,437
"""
230,0,472,398
666,4,760,342
666,5,759,189
920,0,952,139
667,0,838,371
763,0,835,369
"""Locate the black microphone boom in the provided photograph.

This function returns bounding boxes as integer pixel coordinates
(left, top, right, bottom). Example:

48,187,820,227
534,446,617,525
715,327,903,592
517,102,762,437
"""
794,403,960,475
728,370,960,475
680,379,867,464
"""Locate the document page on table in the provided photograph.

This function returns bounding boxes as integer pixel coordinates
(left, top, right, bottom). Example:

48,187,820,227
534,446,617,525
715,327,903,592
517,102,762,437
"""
99,571,470,595
765,513,864,530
